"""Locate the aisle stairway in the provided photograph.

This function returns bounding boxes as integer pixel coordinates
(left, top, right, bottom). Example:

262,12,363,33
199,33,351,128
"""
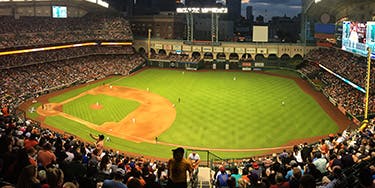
188,167,213,188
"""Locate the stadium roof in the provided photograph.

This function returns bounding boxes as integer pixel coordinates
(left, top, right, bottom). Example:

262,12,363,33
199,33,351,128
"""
0,0,111,12
305,0,375,23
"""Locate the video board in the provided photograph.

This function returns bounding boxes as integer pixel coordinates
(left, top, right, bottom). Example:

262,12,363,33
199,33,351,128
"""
367,21,375,59
52,6,67,18
342,21,375,59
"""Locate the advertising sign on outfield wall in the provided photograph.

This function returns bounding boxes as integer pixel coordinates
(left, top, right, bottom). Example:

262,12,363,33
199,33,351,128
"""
246,48,256,53
202,46,213,52
173,45,181,50
192,46,201,52
164,44,172,50
256,48,267,54
213,47,223,53
242,67,252,71
235,48,245,53
154,44,163,50
268,48,278,54
242,62,251,67
254,62,264,67
182,45,191,51
224,47,234,53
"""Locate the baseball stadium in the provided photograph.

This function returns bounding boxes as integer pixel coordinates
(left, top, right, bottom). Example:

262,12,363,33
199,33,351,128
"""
0,0,374,188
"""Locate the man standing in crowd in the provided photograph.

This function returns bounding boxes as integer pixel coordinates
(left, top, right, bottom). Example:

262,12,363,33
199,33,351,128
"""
167,147,193,188
90,133,105,156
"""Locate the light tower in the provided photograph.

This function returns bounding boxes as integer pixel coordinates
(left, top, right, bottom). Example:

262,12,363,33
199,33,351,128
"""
360,47,372,132
176,7,228,43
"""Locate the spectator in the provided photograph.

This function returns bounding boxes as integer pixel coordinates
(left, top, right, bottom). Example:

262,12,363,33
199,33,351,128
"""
46,167,65,188
167,147,193,188
269,172,289,188
102,168,127,188
90,133,105,157
299,174,315,188
320,165,348,188
16,164,41,188
215,165,229,188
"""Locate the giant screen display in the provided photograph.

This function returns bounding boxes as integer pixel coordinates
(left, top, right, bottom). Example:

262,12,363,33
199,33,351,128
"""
52,6,67,18
366,21,375,59
342,21,375,59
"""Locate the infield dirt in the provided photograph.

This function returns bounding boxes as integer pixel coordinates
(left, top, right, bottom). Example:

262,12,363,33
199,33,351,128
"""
36,85,176,143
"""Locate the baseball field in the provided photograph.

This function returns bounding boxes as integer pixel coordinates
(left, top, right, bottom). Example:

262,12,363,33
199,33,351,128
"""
25,69,350,159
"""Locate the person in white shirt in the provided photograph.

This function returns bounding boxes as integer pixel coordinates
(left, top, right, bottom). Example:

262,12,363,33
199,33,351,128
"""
188,151,200,184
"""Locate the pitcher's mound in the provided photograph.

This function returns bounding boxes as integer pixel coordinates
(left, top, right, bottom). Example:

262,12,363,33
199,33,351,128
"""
90,104,103,110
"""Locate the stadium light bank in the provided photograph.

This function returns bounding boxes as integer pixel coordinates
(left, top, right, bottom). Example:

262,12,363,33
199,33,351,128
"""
176,7,228,14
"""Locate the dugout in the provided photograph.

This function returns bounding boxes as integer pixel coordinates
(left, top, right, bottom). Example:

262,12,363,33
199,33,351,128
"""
215,59,226,69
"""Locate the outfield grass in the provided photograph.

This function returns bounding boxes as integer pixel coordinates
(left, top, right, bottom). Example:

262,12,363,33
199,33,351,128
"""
112,69,338,148
62,94,140,125
36,69,339,158
45,115,263,159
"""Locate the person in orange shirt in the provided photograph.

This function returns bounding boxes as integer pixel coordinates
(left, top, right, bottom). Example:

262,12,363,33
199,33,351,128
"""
1,105,9,117
24,134,39,150
319,139,329,155
37,143,56,168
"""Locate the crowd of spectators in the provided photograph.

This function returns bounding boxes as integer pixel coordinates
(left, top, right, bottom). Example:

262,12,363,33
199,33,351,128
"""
0,115,169,188
0,45,135,69
213,122,375,188
1,92,374,188
0,13,132,49
305,48,375,91
300,47,375,116
1,52,145,109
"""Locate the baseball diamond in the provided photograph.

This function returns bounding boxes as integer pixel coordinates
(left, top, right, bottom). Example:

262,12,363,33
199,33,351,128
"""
2,1,375,187
23,69,350,159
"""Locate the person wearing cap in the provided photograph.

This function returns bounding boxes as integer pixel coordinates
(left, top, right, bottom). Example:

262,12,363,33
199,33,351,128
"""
215,165,229,187
285,160,304,180
251,162,262,180
167,147,193,188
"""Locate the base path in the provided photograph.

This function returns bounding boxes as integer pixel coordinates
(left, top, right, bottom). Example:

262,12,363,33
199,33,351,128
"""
37,85,176,143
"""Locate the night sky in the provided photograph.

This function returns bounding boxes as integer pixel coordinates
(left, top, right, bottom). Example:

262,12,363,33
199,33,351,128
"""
243,0,301,21
121,0,302,21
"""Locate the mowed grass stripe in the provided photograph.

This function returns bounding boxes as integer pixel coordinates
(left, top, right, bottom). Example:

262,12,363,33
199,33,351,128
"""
49,76,121,103
63,94,139,125
46,115,263,158
111,69,338,149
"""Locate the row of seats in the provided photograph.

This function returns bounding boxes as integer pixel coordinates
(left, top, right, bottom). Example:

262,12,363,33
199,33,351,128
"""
0,13,132,49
